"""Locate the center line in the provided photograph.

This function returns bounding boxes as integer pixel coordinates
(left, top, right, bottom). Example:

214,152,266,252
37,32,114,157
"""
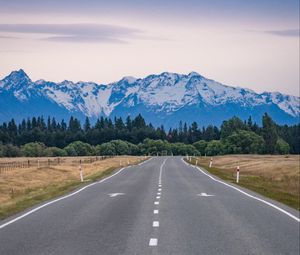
153,221,159,227
154,201,159,205
154,209,159,214
158,188,162,191
149,238,158,246
156,196,160,199
157,192,161,195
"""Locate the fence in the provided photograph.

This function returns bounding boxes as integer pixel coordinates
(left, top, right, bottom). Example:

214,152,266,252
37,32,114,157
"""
0,156,112,173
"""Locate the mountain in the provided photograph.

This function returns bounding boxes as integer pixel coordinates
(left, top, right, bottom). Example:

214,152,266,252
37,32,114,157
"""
0,69,299,127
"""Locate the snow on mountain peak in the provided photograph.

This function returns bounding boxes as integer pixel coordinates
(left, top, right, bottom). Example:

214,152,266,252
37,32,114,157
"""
1,70,299,120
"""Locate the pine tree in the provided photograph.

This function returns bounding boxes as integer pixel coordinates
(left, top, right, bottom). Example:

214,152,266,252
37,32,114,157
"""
262,113,278,154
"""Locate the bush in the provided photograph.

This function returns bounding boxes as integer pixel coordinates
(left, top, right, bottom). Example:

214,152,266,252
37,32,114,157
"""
95,142,116,156
44,147,68,157
275,138,290,154
0,144,21,157
21,142,47,157
64,141,94,156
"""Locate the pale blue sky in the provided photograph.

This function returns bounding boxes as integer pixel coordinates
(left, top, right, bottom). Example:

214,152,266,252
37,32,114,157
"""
0,0,299,95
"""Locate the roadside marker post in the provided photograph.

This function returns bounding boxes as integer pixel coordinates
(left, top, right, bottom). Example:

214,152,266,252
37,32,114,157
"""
195,160,198,166
236,166,240,183
209,157,213,168
79,160,84,182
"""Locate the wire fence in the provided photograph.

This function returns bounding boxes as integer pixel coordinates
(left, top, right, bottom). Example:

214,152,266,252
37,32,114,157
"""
0,156,112,173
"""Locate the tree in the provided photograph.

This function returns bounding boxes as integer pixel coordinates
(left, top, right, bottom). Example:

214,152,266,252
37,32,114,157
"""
220,116,248,139
262,113,278,154
223,130,265,154
275,138,290,155
193,140,207,155
205,140,224,156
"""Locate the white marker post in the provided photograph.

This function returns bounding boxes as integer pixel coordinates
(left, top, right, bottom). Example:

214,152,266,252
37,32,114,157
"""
209,157,213,168
79,160,84,182
236,166,240,183
196,160,198,166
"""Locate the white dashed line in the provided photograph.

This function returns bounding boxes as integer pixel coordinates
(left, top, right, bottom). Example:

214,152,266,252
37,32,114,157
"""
156,196,160,199
154,201,159,205
153,221,159,227
149,238,158,246
154,210,159,214
158,188,162,191
157,193,161,195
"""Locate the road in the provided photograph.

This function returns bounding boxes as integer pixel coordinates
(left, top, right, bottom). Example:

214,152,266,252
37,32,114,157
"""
0,156,299,255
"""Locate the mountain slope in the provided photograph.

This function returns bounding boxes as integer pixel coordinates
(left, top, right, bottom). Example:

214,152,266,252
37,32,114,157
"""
0,69,299,126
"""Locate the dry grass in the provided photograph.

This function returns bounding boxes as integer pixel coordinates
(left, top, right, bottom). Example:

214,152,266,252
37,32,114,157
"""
191,155,300,210
0,156,144,219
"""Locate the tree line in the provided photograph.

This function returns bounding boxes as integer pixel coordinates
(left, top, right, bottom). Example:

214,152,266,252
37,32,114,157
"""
0,113,299,157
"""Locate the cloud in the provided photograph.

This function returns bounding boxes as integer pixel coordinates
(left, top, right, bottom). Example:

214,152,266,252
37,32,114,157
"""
264,29,299,37
0,23,144,43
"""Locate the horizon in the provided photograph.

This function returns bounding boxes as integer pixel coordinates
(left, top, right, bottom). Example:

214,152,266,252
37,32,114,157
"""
0,0,299,96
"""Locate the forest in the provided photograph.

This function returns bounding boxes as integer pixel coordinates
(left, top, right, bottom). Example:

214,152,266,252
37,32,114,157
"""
0,113,299,157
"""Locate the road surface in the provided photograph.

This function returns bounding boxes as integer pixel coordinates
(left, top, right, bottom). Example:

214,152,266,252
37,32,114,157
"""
0,156,299,254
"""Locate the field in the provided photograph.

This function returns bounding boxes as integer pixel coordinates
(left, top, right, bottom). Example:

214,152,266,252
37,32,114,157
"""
189,155,300,210
0,156,144,219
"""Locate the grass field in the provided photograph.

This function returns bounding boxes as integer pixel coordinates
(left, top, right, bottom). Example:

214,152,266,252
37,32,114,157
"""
0,156,144,219
189,155,300,210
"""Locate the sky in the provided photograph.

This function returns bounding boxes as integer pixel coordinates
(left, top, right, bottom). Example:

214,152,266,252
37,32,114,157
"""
0,0,299,96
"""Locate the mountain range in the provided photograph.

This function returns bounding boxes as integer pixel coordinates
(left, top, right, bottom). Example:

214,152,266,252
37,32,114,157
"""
0,69,299,127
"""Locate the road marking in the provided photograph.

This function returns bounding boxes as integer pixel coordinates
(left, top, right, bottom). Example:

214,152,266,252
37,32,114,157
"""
0,157,154,230
159,158,168,185
138,157,154,166
153,221,159,227
149,238,158,246
154,201,159,205
158,184,162,187
108,193,125,198
182,158,300,223
158,188,162,191
157,192,161,195
154,210,159,214
197,193,214,197
156,196,160,199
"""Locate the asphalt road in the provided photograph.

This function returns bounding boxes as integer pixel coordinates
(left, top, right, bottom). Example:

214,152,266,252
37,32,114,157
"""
0,156,299,255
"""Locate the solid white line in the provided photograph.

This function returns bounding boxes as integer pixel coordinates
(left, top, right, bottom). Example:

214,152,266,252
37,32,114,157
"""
138,157,154,166
182,158,300,223
149,238,158,246
153,221,159,227
156,196,160,199
154,210,159,214
0,164,136,230
154,201,159,205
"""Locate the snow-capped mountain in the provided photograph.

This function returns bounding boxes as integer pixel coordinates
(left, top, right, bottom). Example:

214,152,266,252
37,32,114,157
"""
0,69,299,126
